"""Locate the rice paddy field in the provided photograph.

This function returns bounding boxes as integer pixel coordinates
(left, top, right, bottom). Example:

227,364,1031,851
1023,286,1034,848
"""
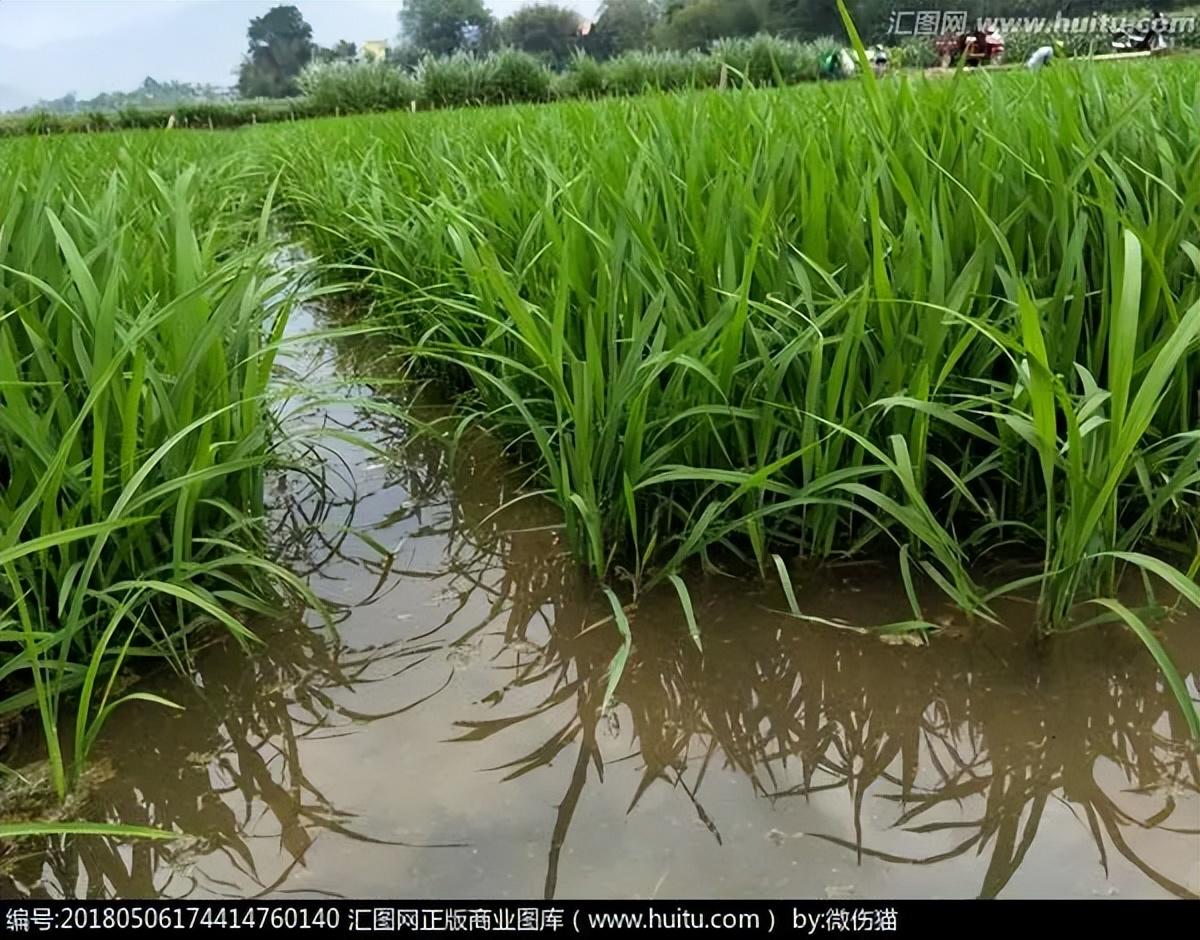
1,53,1198,898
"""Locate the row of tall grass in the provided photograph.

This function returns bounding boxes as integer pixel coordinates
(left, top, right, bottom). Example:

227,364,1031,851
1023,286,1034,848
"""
293,33,1200,113
0,134,315,802
268,55,1200,728
298,36,924,111
0,98,317,138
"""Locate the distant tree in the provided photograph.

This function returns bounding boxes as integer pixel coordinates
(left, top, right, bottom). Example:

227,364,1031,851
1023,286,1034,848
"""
398,0,498,56
501,4,582,66
315,40,359,63
237,5,315,98
762,0,837,38
653,0,761,50
585,0,659,58
849,0,900,41
763,0,906,42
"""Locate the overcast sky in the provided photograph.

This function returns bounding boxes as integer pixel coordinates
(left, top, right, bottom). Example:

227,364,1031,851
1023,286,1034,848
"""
0,0,600,110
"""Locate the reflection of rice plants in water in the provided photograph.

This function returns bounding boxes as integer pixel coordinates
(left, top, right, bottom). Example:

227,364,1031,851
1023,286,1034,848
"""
449,561,1200,899
308,380,1200,900
0,347,476,896
0,621,468,898
375,413,1200,899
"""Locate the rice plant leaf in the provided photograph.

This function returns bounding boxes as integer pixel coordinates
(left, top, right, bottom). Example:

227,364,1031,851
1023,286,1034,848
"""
0,821,174,840
668,574,702,653
600,587,632,715
771,553,800,616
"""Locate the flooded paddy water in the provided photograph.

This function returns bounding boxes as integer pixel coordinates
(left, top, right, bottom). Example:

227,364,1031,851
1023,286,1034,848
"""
1,308,1197,900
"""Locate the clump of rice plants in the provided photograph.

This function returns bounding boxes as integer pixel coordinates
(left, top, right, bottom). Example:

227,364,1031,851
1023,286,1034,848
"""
485,48,553,104
268,56,1200,729
0,135,312,797
5,38,1198,760
887,37,939,69
554,50,607,99
710,34,825,85
599,51,665,96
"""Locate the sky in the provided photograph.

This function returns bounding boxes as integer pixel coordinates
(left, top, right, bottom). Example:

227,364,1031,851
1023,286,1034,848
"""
0,0,600,110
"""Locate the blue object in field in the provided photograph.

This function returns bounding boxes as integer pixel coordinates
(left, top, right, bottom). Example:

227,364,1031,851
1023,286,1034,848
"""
1027,46,1055,69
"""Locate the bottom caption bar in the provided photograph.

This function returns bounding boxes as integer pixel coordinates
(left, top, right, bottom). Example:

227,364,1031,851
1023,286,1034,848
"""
0,900,1178,935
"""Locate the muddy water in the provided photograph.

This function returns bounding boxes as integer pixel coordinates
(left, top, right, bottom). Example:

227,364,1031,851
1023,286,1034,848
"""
1,309,1197,900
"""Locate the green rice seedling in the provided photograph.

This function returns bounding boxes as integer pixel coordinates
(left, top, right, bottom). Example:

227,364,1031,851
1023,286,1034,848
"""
9,34,1195,745
0,134,315,796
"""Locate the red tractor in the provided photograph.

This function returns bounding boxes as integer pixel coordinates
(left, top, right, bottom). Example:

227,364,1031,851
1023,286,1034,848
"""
935,27,1006,67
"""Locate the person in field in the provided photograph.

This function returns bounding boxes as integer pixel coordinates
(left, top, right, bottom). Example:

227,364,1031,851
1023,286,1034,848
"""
819,47,857,80
1026,45,1055,69
870,45,889,76
1027,39,1066,70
